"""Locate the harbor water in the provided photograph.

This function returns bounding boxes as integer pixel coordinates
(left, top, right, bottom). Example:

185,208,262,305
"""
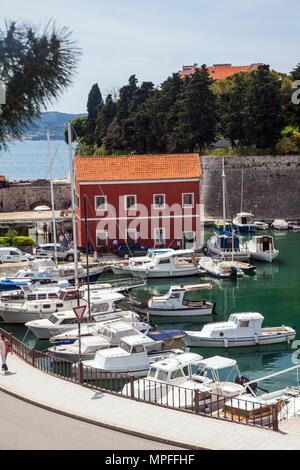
1,228,300,394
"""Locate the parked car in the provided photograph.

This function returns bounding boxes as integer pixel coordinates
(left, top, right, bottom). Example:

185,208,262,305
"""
0,247,34,263
116,243,149,258
34,243,78,262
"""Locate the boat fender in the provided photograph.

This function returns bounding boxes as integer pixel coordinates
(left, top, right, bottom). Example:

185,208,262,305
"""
254,333,259,345
230,267,238,278
212,302,217,314
224,338,229,348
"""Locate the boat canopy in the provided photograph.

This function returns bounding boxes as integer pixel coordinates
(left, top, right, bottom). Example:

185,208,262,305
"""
197,355,237,370
236,212,254,217
229,312,264,322
154,249,195,260
149,352,204,372
147,329,187,341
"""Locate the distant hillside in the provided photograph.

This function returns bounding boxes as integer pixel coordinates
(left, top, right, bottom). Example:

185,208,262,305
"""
24,111,87,140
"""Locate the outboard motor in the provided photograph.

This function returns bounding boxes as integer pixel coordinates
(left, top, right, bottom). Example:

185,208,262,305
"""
201,243,208,255
235,375,258,394
230,266,238,278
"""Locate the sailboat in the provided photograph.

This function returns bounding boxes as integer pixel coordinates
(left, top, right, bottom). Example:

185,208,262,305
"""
206,159,250,262
233,170,256,233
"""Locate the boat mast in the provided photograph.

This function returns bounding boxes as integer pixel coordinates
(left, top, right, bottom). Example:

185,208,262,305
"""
47,130,58,265
67,122,79,287
222,157,226,231
240,169,244,213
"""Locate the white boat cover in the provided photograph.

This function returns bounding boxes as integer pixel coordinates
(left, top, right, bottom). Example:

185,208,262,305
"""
197,355,237,370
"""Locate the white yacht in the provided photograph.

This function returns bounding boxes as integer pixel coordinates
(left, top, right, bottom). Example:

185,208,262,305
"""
183,313,296,348
72,336,183,379
131,283,215,317
48,320,163,361
121,354,245,411
123,250,201,278
25,293,141,339
198,257,244,278
245,235,279,263
111,248,175,274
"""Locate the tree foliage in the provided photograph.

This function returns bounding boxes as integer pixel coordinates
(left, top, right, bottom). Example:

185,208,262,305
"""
0,20,81,148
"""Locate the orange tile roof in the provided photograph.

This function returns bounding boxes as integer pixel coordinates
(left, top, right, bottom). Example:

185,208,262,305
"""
180,63,263,80
75,154,201,182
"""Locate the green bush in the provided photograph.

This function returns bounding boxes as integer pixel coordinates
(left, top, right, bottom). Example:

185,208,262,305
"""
12,236,34,246
0,237,12,246
14,226,29,236
275,137,298,155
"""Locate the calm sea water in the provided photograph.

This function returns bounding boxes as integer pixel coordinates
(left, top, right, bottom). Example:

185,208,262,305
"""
0,140,69,180
1,224,300,392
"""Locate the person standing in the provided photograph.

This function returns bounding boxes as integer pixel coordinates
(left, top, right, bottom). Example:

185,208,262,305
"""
0,334,12,374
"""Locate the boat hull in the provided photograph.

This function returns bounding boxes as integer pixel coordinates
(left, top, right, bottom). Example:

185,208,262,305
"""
249,250,279,263
183,331,296,348
147,306,213,317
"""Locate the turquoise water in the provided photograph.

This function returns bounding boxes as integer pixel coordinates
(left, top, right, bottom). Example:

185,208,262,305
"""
1,228,300,393
0,140,69,180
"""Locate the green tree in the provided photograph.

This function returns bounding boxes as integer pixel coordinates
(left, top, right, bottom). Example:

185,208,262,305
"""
0,20,80,148
64,115,87,143
177,66,217,151
95,93,116,147
243,65,283,149
84,83,103,145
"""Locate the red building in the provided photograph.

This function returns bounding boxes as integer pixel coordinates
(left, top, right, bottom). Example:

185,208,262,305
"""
180,63,263,80
74,153,203,252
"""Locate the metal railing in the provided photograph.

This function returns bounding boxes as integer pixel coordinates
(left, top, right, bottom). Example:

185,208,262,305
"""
0,328,281,431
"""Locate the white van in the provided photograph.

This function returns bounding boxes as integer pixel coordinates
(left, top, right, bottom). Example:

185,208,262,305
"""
0,247,34,263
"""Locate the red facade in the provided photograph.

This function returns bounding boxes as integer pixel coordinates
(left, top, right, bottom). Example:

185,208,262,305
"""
74,154,202,253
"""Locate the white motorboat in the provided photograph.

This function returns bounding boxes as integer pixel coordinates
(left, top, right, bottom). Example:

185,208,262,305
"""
121,354,245,411
183,312,296,348
0,284,129,324
233,212,256,233
245,235,279,263
254,221,269,230
131,283,215,317
25,293,145,339
206,231,250,261
111,248,175,274
198,257,244,278
72,336,184,379
272,219,289,230
287,221,300,231
48,320,163,361
123,250,201,278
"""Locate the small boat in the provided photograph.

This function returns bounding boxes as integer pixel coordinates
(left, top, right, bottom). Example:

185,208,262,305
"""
246,235,279,263
131,283,215,317
121,354,245,411
123,250,201,278
272,219,289,230
218,260,256,274
206,230,250,261
233,212,256,233
48,320,163,361
198,257,244,278
72,336,184,379
183,312,296,348
111,248,175,274
254,221,269,230
214,221,232,232
287,221,300,231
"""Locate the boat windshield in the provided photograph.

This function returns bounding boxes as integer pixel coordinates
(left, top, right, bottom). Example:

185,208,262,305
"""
119,341,131,353
48,315,59,324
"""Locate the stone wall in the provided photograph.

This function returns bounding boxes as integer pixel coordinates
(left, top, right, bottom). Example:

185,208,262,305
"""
199,155,300,221
0,179,71,212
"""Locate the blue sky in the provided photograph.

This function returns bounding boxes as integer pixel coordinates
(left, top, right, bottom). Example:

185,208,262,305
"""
2,0,300,113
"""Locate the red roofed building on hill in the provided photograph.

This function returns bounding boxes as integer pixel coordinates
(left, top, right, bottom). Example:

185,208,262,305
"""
179,63,263,80
74,153,203,252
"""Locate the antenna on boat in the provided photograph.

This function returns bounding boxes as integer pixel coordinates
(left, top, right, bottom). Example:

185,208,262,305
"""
67,122,79,288
47,130,58,265
240,169,244,213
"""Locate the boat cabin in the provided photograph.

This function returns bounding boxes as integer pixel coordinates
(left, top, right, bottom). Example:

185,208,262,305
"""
200,313,264,339
147,352,203,384
235,212,254,225
149,283,212,309
214,231,240,253
251,236,274,252
148,250,197,269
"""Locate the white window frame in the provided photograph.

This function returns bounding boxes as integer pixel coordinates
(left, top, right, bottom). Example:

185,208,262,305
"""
124,195,137,210
95,195,107,211
96,230,108,247
154,227,165,245
126,228,138,243
182,193,194,208
153,194,166,209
